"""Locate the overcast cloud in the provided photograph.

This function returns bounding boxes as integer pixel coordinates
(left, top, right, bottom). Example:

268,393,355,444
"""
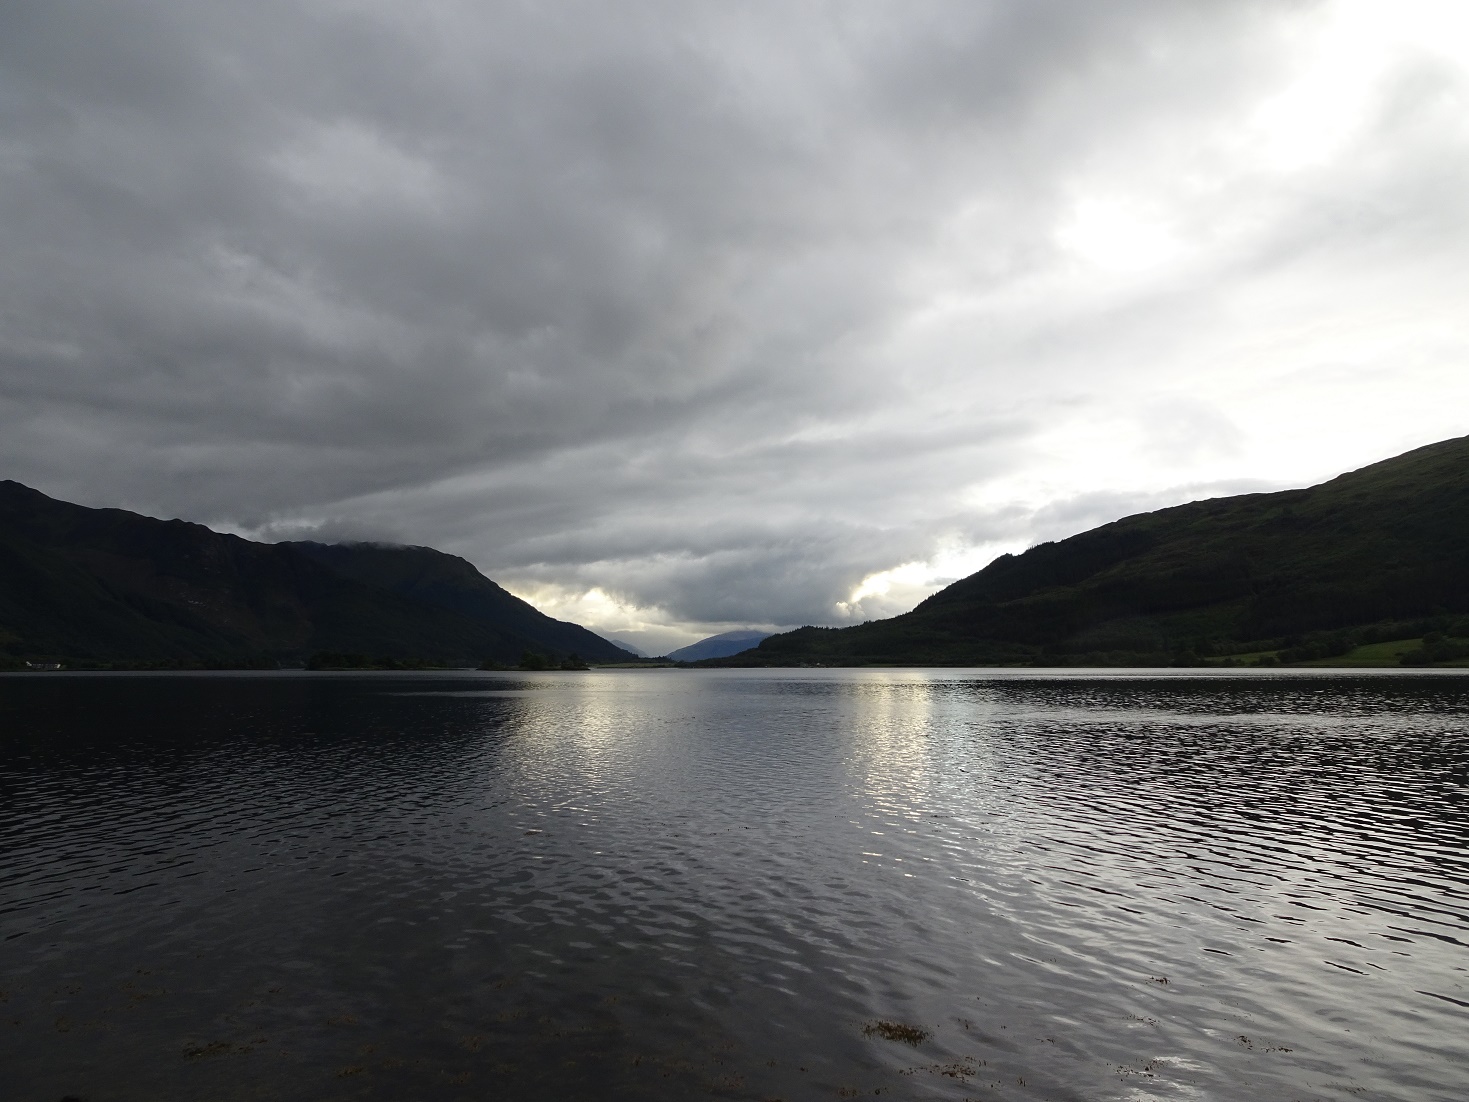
2,0,1467,652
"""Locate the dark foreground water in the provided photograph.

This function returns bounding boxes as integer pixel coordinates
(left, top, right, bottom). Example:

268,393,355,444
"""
1,670,1466,1102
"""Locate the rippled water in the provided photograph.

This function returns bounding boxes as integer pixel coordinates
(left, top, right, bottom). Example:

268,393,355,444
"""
1,669,1466,1102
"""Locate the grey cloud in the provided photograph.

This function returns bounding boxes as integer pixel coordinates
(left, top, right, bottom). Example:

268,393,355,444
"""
2,0,1463,635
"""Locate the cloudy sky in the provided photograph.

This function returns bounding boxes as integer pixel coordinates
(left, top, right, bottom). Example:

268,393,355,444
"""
2,0,1467,653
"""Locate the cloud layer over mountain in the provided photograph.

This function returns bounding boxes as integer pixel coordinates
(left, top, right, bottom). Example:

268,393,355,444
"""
3,1,1467,650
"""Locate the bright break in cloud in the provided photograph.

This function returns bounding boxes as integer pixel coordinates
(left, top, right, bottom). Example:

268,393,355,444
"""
1,0,1467,653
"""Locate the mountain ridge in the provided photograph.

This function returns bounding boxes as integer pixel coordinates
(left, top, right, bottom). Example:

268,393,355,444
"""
0,480,631,667
666,630,773,662
720,435,1469,666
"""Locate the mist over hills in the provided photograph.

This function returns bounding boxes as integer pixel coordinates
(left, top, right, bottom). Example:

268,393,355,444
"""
0,481,632,668
725,435,1469,667
601,636,652,658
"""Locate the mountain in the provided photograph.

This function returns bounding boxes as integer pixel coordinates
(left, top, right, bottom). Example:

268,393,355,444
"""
725,435,1469,666
601,636,651,658
0,480,632,667
285,541,632,663
667,630,773,662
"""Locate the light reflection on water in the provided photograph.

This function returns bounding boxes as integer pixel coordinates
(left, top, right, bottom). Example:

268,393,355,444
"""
0,668,1466,1101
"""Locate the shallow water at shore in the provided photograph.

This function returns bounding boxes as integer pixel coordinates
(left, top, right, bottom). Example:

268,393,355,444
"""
2,668,1466,1101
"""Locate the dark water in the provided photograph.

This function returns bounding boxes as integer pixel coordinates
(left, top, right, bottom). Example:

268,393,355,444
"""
1,669,1467,1102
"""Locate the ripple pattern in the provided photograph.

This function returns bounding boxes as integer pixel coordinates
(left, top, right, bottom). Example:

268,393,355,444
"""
1,669,1466,1101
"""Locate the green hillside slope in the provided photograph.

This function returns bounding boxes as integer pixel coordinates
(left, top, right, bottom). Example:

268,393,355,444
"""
741,435,1469,666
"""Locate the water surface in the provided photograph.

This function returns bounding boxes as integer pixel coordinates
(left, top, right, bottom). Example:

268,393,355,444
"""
1,669,1466,1101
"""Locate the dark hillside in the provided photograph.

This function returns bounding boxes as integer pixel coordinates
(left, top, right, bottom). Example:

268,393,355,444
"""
287,542,630,663
0,481,625,667
738,435,1469,666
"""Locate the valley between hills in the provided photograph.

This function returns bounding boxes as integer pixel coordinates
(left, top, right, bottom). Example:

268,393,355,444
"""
3,434,1467,671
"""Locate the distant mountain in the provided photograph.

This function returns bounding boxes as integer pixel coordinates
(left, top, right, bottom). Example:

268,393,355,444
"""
667,630,772,662
0,481,632,667
722,435,1469,666
600,636,651,657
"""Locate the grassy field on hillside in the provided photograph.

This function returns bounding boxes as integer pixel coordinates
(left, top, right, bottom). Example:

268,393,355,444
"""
1215,637,1469,668
1297,639,1422,667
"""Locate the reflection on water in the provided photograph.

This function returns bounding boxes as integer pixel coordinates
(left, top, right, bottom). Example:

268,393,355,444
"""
1,669,1466,1101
